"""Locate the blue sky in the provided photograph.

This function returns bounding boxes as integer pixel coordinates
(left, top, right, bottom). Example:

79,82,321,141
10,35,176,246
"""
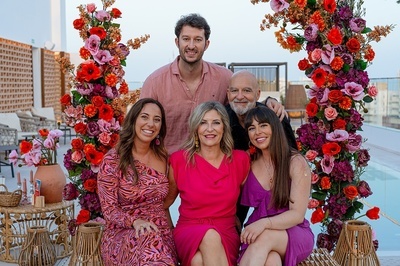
65,0,400,83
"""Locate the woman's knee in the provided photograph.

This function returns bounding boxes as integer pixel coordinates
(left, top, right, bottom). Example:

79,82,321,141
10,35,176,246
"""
200,229,222,247
265,251,282,266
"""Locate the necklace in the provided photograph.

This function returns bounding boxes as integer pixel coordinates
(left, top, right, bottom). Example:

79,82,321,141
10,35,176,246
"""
262,156,274,186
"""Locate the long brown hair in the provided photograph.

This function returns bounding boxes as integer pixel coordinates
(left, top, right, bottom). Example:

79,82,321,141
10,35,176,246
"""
116,98,168,182
244,106,296,209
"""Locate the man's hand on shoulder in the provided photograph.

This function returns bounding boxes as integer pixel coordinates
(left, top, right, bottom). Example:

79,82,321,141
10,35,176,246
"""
265,97,288,121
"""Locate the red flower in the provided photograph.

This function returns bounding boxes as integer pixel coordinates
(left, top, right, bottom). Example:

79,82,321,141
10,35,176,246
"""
320,176,331,190
71,138,85,151
294,0,307,9
332,118,346,130
19,140,33,154
343,185,358,200
76,61,102,82
91,96,104,107
83,179,97,193
84,104,98,118
339,96,352,110
323,0,336,13
346,38,361,53
311,68,327,87
105,73,118,87
366,207,380,220
73,18,85,30
311,208,325,224
364,47,375,62
327,27,343,45
328,90,343,104
119,81,129,94
74,122,87,135
330,56,344,71
60,94,71,106
39,128,49,137
89,27,107,40
98,104,114,121
322,142,341,156
306,102,319,117
298,58,311,71
108,133,120,148
85,147,104,165
76,209,91,224
79,47,91,60
111,8,122,18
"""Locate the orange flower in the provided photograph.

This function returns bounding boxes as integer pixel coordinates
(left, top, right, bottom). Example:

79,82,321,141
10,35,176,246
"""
311,208,325,224
309,11,325,31
60,94,71,106
364,47,375,61
343,185,358,200
339,96,352,110
332,118,346,130
320,176,331,190
105,73,118,87
294,0,307,9
366,207,380,220
327,27,343,45
330,56,344,71
346,38,361,53
322,142,341,156
85,147,104,165
19,140,33,154
98,104,114,121
83,179,97,193
119,80,129,94
79,47,91,60
89,27,107,39
311,68,327,87
84,104,97,118
286,35,302,52
39,128,50,137
76,61,102,82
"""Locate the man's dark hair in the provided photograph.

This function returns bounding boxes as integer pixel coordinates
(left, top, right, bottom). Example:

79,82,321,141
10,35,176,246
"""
175,13,211,40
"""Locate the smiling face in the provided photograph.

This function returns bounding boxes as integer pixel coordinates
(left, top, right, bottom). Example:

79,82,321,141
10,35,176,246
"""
197,109,224,149
228,71,261,116
134,103,162,145
247,118,272,151
175,25,209,64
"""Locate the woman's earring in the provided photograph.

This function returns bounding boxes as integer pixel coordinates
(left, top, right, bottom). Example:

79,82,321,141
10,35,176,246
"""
248,141,256,155
195,135,199,149
155,135,160,146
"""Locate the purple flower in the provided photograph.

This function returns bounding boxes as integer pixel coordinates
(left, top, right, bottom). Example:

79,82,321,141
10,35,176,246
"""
342,82,365,101
358,180,373,198
68,219,78,236
296,123,327,152
95,10,111,22
112,43,130,60
326,129,349,142
331,160,354,182
80,169,97,182
63,183,80,201
373,239,379,251
316,233,335,252
347,109,364,132
90,83,106,97
93,49,113,65
270,0,289,13
356,149,370,167
341,53,354,66
84,34,100,55
327,219,343,238
79,192,102,213
86,121,101,137
76,83,93,96
326,194,351,219
346,133,362,153
63,149,76,171
304,24,319,41
338,6,353,20
349,18,366,33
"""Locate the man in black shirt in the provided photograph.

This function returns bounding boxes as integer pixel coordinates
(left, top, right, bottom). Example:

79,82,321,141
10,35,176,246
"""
226,70,297,227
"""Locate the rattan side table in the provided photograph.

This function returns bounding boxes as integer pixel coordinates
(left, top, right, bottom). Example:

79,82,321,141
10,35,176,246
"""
0,201,74,263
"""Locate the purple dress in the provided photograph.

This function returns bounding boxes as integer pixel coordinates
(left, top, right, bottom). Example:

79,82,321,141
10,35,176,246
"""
238,171,314,266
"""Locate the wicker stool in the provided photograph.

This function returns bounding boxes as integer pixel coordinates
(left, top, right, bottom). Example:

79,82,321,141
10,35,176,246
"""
297,248,340,266
18,226,56,266
69,222,104,266
333,220,380,266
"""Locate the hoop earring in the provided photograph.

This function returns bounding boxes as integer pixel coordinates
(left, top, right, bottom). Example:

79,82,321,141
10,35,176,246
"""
155,135,160,146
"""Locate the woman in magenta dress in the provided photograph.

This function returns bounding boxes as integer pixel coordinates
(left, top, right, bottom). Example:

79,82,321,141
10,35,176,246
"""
165,101,250,266
238,106,314,266
97,98,177,265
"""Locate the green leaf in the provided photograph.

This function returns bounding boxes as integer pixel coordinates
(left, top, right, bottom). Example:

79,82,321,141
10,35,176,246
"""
355,60,367,70
112,23,120,28
312,191,327,201
120,60,126,67
361,27,372,34
363,95,373,103
353,200,364,211
342,64,350,73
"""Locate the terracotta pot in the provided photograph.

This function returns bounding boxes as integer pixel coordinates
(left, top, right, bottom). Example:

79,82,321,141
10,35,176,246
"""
34,164,66,203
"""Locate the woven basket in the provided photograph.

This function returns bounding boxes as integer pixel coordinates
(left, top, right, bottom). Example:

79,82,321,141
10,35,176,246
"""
298,248,340,266
0,184,22,207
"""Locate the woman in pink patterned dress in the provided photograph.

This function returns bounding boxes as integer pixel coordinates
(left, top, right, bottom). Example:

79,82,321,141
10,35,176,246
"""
98,98,177,265
165,101,250,266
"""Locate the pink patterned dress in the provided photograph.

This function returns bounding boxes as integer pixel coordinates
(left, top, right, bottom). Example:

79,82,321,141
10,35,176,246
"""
169,150,250,266
97,149,178,265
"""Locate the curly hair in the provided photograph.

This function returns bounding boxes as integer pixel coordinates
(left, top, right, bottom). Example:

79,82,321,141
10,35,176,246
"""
175,13,211,40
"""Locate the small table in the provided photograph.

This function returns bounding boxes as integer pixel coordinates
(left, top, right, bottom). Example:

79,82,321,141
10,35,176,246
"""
0,201,74,263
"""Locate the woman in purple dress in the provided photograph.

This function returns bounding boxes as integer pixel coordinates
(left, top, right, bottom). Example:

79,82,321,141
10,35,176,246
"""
97,98,177,265
238,106,314,266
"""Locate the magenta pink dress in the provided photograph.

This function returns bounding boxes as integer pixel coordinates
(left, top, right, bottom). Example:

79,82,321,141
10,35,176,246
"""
169,150,250,266
97,149,178,265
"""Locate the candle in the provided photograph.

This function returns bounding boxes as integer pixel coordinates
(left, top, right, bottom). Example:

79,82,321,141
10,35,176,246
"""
22,178,27,193
30,170,34,183
17,172,21,185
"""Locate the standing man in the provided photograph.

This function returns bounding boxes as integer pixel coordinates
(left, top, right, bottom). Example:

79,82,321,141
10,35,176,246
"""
226,70,297,227
140,13,285,153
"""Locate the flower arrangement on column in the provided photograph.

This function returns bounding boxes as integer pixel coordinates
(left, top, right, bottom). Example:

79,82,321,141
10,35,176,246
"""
57,0,148,226
251,0,393,251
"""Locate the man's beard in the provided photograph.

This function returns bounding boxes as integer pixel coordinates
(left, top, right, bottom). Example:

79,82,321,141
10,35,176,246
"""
229,101,256,116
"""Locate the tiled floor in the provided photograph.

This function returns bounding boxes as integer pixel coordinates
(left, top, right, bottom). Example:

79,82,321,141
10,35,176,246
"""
0,132,399,265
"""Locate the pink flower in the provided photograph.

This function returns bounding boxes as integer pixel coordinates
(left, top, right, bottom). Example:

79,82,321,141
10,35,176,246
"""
342,82,365,101
84,35,101,56
93,50,114,65
43,137,55,150
310,48,323,63
311,173,320,184
304,24,319,41
305,150,318,161
324,106,338,121
326,129,349,142
346,133,362,153
368,85,378,97
86,3,96,13
95,10,111,22
270,0,289,13
308,198,320,209
321,155,335,174
98,132,111,145
71,150,85,164
321,45,335,64
8,150,19,166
